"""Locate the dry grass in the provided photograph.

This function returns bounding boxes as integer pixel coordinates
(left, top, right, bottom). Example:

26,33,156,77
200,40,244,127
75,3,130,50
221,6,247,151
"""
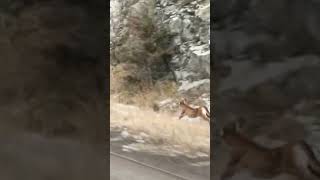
127,81,178,107
110,63,209,154
111,63,178,107
110,101,210,154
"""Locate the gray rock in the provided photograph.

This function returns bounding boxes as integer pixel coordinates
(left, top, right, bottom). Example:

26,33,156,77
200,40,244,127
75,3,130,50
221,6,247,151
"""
153,98,178,112
178,79,210,95
112,0,210,100
121,130,130,139
199,26,209,44
174,70,202,81
172,36,182,45
168,16,183,34
218,56,320,93
195,3,209,22
155,0,210,95
181,19,194,41
188,45,210,75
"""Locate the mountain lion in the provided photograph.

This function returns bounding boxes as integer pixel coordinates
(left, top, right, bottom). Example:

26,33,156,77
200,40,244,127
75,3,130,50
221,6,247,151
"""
220,119,320,180
179,98,210,123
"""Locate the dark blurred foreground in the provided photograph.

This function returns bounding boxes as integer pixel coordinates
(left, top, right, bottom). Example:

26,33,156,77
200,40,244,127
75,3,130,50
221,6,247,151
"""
0,1,107,179
212,0,320,179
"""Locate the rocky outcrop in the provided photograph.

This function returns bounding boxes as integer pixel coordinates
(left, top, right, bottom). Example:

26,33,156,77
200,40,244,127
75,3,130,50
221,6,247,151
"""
110,0,210,96
110,0,210,110
155,0,210,95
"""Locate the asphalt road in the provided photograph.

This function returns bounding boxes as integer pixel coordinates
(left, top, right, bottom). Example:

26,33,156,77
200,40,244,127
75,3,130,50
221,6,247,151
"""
110,154,190,180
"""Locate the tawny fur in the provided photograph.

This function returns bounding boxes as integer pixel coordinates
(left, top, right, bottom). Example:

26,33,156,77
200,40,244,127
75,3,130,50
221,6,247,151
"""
179,98,210,123
220,121,320,180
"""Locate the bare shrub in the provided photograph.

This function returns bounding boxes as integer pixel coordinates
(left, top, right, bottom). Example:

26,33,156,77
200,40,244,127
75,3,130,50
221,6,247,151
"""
111,0,177,107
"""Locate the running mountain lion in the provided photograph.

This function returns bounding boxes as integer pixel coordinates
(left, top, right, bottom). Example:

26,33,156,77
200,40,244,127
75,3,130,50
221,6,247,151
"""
220,118,320,180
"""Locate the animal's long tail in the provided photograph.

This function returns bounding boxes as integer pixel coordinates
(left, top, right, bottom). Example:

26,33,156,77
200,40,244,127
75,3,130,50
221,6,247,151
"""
301,141,320,178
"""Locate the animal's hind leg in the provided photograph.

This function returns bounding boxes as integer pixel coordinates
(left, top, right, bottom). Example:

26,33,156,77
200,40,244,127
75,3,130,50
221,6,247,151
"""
206,116,210,122
202,108,210,122
290,160,317,180
302,165,320,180
221,153,243,180
293,145,319,180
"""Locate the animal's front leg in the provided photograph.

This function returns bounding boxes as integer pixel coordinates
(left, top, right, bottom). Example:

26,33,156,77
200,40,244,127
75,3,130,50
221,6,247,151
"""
221,166,237,180
179,110,185,120
221,163,243,180
296,165,319,180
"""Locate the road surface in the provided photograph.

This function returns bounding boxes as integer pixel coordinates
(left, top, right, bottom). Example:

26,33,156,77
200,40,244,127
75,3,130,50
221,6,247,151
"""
110,153,191,180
